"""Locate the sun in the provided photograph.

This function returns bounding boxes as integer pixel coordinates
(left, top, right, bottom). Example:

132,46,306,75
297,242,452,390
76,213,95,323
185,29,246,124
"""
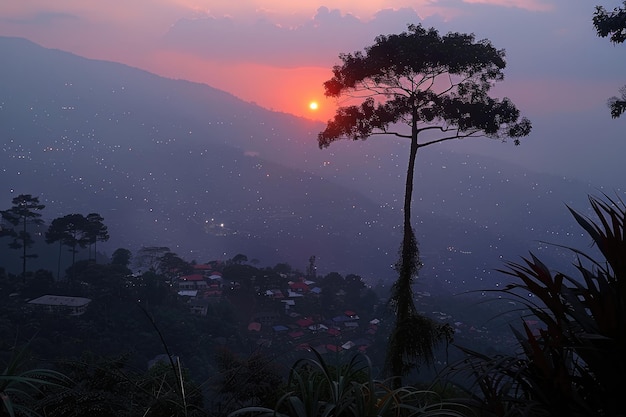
309,101,319,111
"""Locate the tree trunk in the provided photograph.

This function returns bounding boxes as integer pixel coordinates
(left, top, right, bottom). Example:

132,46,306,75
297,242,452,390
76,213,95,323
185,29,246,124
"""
387,112,421,387
57,240,62,281
21,217,27,282
398,123,420,323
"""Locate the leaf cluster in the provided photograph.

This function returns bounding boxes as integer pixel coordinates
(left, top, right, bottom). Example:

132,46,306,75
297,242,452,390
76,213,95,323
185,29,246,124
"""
230,349,468,417
319,24,531,148
45,213,108,251
593,2,626,118
593,1,626,44
0,345,70,417
446,194,626,416
0,195,45,252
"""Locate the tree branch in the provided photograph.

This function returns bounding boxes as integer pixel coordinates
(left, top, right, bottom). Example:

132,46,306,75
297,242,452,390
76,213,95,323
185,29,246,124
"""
417,130,485,148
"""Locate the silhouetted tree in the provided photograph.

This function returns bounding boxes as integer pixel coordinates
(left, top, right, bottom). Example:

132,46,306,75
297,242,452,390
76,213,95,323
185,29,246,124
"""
45,216,71,281
306,255,317,279
111,248,132,268
85,213,109,263
230,253,248,265
344,273,366,307
1,194,45,281
319,24,531,385
158,251,192,279
593,1,626,118
135,246,170,273
54,214,89,285
273,263,292,275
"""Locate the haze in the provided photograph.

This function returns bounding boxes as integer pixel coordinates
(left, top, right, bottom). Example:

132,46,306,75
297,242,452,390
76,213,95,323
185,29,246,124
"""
1,1,624,187
1,1,625,281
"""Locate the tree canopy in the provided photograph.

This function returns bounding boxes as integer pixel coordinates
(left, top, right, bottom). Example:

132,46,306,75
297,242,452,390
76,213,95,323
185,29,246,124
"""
85,213,109,262
319,24,531,149
1,194,45,279
593,2,626,118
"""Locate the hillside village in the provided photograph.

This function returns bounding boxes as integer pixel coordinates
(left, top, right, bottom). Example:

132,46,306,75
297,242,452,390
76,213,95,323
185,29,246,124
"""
18,251,520,370
178,262,519,358
177,263,382,355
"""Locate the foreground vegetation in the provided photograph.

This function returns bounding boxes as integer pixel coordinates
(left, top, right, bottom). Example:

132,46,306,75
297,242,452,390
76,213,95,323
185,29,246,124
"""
0,193,624,416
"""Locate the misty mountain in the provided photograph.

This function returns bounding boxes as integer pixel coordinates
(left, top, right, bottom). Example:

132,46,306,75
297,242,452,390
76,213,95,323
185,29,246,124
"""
0,36,602,292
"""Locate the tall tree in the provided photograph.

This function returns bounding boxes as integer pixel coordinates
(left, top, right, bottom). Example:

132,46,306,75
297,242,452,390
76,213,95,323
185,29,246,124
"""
319,24,531,385
593,1,626,118
85,213,109,263
46,214,88,284
1,194,45,281
45,217,71,281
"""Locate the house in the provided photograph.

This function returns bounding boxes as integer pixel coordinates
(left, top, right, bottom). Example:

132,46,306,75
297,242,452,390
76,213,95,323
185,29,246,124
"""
266,289,284,299
281,299,295,311
289,280,310,293
309,323,328,332
178,290,198,298
296,317,315,328
327,328,341,337
208,272,223,285
189,298,210,316
248,322,262,332
27,295,91,316
341,341,355,350
193,264,212,273
288,330,305,339
178,274,208,291
309,287,322,295
345,310,359,319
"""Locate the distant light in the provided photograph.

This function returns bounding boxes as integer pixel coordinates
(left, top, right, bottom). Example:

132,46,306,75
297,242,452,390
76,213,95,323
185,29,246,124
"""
309,102,319,111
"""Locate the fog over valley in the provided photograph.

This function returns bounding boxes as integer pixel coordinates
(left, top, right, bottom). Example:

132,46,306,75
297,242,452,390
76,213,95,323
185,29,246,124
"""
0,36,608,292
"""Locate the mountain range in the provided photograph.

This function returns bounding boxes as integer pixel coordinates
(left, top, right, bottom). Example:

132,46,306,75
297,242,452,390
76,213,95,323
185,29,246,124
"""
0,36,605,293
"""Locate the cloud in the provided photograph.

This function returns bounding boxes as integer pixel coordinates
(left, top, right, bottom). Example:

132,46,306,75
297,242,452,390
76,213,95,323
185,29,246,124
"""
160,0,624,81
161,6,426,67
0,11,79,26
460,0,553,12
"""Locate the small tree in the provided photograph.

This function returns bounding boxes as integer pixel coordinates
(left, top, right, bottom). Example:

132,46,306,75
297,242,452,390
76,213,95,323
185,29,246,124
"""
1,194,45,281
111,248,132,268
230,253,248,265
158,251,192,279
135,246,171,273
319,24,531,384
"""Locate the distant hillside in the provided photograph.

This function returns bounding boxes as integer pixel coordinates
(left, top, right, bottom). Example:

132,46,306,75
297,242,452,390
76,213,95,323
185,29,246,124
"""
0,36,601,292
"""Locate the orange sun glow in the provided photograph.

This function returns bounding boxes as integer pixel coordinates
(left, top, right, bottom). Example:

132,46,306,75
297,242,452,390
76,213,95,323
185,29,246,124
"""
309,101,319,110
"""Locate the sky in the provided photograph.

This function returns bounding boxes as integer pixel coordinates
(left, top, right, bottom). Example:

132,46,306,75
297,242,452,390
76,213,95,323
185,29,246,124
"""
0,0,625,185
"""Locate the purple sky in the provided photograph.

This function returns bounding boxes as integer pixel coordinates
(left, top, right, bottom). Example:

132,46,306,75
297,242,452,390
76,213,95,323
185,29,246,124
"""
0,0,624,186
